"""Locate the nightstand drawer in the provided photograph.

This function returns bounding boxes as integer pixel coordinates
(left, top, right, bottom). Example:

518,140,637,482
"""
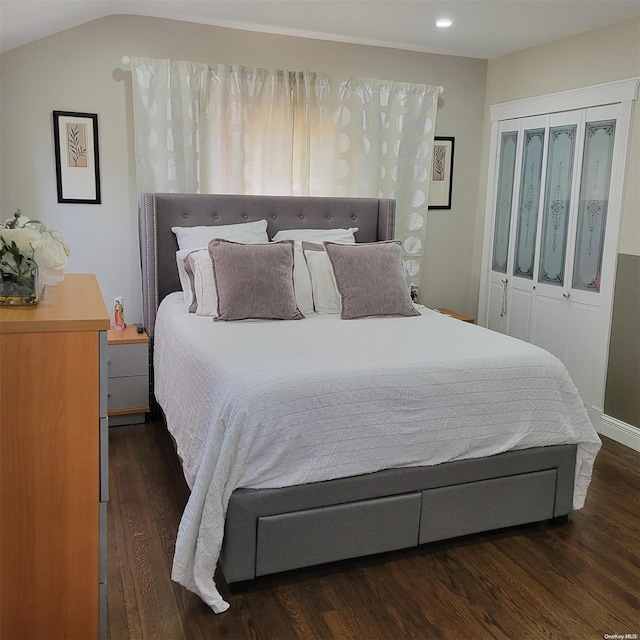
107,376,149,412
107,343,148,377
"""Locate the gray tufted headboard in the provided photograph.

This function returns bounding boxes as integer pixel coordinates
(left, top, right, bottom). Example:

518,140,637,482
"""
139,192,396,336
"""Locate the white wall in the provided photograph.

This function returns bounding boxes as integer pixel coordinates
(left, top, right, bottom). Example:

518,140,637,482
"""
0,14,487,324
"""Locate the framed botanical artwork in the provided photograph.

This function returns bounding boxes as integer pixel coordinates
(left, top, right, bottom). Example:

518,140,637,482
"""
428,136,454,210
52,111,101,204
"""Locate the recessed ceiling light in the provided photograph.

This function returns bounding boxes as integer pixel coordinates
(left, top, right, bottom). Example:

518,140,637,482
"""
436,18,453,28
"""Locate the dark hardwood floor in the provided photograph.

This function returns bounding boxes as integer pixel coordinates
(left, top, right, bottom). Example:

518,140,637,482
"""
107,417,639,640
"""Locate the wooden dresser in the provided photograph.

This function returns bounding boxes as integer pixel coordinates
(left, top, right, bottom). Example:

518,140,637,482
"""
0,274,110,639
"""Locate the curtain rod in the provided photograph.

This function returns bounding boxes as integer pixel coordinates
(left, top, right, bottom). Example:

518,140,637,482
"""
120,55,444,95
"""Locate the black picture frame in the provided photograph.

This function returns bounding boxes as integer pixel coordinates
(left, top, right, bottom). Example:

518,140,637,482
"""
428,136,454,210
53,111,101,204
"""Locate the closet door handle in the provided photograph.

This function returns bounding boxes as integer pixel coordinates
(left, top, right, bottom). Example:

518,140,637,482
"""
562,291,571,299
500,278,508,317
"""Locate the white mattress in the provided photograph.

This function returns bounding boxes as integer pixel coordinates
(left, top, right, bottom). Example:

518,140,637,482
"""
154,292,601,613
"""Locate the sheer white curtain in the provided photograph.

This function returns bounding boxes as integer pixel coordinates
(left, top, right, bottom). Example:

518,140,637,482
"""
131,57,442,288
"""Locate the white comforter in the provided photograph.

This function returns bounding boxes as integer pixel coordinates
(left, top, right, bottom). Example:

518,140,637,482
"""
154,293,601,613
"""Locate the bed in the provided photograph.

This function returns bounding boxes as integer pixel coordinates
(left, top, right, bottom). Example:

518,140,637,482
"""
139,192,601,614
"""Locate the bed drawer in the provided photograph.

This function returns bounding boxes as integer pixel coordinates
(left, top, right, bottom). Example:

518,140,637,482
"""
107,376,149,412
256,493,421,576
419,469,557,544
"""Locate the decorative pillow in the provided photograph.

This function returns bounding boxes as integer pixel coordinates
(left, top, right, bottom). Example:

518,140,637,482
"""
323,241,420,319
172,219,269,250
272,227,358,244
209,239,304,321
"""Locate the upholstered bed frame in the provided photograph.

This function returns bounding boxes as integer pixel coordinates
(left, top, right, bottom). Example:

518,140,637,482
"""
139,192,575,585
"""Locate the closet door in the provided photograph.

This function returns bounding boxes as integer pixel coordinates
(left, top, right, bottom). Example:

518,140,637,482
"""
529,111,582,358
486,115,549,342
482,101,626,424
532,106,620,413
562,105,620,415
486,123,519,334
507,116,547,342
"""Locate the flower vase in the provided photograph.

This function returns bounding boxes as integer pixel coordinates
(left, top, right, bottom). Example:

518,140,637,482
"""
0,265,40,305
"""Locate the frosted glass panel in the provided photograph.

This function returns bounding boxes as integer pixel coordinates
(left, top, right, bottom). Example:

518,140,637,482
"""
492,131,518,273
538,125,577,286
573,120,615,292
513,129,545,279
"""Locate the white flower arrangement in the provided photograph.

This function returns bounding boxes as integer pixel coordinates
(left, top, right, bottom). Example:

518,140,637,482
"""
0,210,71,292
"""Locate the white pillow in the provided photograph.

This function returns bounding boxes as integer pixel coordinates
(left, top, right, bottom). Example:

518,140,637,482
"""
291,245,314,316
188,250,219,317
172,219,269,250
176,248,203,309
272,227,358,243
271,229,356,315
304,249,341,314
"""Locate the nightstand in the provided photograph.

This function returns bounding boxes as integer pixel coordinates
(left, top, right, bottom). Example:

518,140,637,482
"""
107,325,149,426
436,308,475,324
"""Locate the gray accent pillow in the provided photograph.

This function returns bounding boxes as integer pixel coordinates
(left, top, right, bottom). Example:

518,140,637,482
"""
323,240,420,319
208,239,304,321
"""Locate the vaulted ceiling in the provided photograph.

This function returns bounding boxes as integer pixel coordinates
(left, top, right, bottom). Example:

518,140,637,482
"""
1,0,639,58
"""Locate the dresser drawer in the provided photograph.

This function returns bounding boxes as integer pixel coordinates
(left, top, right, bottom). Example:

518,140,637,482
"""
107,342,148,378
107,376,149,412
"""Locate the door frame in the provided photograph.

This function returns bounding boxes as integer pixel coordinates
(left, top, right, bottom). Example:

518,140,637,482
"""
478,77,639,430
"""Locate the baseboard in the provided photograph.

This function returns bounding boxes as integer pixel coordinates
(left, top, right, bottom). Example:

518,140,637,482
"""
599,414,640,452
